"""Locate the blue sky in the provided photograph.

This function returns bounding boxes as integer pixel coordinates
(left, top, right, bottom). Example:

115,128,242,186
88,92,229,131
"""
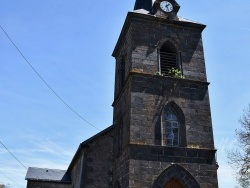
0,0,250,187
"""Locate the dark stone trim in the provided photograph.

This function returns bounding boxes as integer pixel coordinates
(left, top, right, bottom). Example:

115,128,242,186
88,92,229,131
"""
152,164,200,188
130,73,209,101
130,71,210,86
112,72,210,107
129,144,216,164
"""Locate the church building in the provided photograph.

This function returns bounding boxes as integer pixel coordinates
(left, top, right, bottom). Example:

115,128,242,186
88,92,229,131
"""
25,0,219,187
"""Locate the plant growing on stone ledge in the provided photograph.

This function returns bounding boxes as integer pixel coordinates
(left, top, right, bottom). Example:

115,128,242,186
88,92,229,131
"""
155,71,164,76
168,68,184,79
187,144,200,149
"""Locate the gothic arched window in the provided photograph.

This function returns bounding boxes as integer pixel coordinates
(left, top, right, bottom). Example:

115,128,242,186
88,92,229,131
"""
160,41,181,76
165,108,179,146
162,102,186,147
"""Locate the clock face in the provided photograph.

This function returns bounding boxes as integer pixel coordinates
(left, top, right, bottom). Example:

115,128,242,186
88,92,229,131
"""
160,1,173,13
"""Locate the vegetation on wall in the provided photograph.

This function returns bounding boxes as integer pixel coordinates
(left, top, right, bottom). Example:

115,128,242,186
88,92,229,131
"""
155,68,184,79
168,68,184,79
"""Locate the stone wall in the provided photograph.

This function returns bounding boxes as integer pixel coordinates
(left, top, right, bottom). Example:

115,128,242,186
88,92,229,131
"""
130,73,214,149
114,143,218,188
83,129,114,188
129,159,218,188
113,81,132,187
129,18,207,82
114,25,133,98
113,82,132,157
112,11,218,188
114,14,207,82
113,146,130,188
70,152,83,188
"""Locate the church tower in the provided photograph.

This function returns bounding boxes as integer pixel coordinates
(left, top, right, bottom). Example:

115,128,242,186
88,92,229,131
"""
25,1,219,187
112,0,219,187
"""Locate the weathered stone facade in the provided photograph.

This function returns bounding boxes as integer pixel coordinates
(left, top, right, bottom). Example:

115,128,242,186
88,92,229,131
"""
111,0,218,186
26,0,219,187
69,126,114,188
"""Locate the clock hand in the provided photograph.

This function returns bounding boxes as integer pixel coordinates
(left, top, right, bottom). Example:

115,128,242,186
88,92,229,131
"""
165,4,169,11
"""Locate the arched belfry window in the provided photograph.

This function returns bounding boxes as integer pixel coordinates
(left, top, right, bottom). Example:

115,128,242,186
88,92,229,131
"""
160,41,181,76
165,108,179,146
162,102,186,147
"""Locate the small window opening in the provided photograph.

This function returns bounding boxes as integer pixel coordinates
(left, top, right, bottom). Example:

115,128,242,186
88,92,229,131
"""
160,42,179,76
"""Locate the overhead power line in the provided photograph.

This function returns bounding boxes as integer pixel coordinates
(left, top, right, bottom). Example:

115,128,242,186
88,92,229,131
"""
0,24,100,131
0,171,24,188
0,141,27,169
0,140,50,182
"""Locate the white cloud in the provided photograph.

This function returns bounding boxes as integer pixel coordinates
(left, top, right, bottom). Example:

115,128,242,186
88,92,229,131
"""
0,138,75,188
31,139,74,158
216,137,236,151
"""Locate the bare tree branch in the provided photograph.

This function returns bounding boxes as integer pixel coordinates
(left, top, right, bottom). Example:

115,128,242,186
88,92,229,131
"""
228,104,250,187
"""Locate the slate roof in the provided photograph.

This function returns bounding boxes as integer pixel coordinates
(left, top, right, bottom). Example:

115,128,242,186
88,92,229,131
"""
25,167,71,183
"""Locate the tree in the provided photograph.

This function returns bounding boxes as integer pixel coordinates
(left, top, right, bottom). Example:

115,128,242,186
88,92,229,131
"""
228,104,250,188
0,184,10,188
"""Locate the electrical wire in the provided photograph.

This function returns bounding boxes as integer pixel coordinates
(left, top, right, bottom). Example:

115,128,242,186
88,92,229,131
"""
0,141,42,182
0,171,24,188
0,24,100,131
0,141,27,169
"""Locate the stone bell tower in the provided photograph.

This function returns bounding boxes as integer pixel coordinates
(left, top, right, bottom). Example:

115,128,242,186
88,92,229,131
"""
112,0,219,187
